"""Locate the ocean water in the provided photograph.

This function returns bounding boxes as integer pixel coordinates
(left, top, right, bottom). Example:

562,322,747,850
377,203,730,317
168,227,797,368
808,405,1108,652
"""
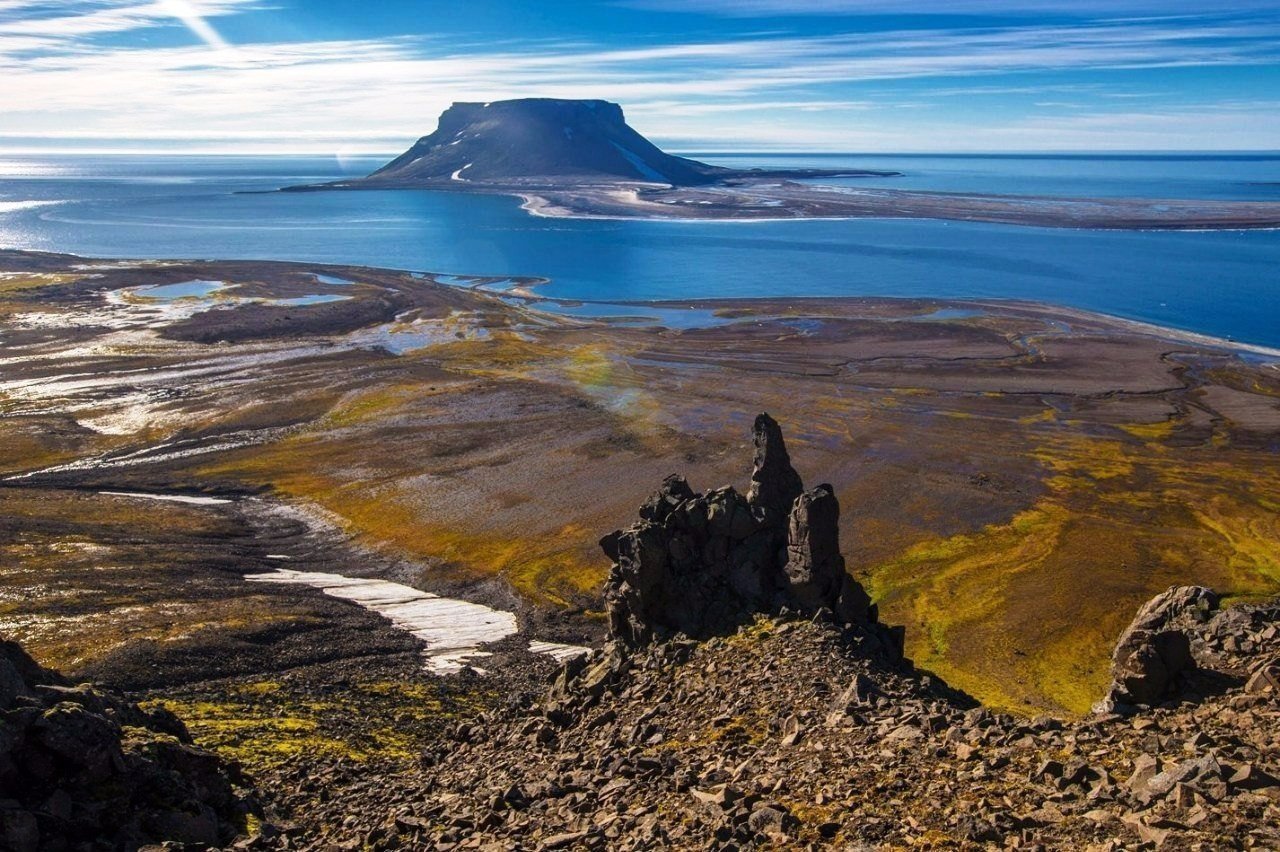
1,153,1279,348
704,152,1280,201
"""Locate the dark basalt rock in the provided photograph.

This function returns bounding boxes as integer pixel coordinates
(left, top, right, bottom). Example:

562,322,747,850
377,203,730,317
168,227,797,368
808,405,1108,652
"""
785,484,874,626
602,413,880,647
746,412,805,522
0,639,253,851
1095,585,1220,713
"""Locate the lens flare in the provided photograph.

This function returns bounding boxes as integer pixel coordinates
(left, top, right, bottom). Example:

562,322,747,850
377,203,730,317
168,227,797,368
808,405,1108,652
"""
158,0,230,51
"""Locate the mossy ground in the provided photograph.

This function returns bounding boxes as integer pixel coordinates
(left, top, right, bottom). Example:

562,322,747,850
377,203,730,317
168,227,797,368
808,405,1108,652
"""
868,415,1280,715
196,332,669,607
0,272,81,294
145,675,497,776
198,323,1280,717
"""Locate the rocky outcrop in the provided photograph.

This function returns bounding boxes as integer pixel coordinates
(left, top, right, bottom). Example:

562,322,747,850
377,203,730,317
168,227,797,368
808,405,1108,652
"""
602,413,879,647
1095,586,1220,714
785,484,874,626
745,413,804,521
0,640,253,851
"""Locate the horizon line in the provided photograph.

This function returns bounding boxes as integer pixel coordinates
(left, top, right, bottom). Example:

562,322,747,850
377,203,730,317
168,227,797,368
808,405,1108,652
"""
3,146,1280,158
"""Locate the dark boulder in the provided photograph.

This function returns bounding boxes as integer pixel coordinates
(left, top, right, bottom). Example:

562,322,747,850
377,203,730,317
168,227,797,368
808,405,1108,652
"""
605,483,786,646
1095,585,1220,713
0,639,254,850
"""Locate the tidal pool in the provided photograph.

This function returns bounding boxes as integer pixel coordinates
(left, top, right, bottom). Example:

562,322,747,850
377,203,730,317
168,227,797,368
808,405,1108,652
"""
133,280,228,300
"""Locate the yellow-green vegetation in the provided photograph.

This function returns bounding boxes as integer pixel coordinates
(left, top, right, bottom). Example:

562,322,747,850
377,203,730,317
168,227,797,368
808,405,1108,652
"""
0,433,79,476
146,678,496,775
777,800,846,845
327,497,604,606
197,335,664,605
0,272,80,294
146,698,383,771
0,417,133,475
869,421,1280,716
419,332,569,380
205,437,605,605
1117,419,1178,441
319,383,430,429
0,488,269,671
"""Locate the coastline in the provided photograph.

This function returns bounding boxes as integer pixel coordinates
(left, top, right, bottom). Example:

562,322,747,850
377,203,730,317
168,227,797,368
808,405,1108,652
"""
5,246,1277,359
296,177,1280,230
517,190,1280,233
510,182,1280,229
462,264,1280,361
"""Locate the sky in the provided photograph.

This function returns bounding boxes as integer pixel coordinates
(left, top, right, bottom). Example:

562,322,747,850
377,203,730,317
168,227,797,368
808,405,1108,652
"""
2,0,1279,153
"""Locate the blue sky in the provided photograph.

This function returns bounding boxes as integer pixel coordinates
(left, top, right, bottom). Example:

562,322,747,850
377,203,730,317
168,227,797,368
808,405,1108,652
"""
1,0,1278,153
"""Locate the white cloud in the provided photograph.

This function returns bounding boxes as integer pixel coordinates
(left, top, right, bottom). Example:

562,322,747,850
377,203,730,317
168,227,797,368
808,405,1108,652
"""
0,0,254,43
965,102,1280,150
623,0,1280,16
2,3,1278,150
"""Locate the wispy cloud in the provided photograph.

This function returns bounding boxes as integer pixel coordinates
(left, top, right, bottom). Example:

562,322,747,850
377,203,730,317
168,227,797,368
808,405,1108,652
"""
967,100,1280,150
623,0,1280,16
3,2,1278,151
0,0,253,49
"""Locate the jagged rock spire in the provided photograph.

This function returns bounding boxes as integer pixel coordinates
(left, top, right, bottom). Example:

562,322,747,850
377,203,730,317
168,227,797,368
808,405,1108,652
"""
746,412,805,521
785,484,873,625
602,414,883,648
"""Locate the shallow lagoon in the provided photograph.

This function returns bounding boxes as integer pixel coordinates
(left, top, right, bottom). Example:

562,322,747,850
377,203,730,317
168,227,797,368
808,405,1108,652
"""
134,279,227,300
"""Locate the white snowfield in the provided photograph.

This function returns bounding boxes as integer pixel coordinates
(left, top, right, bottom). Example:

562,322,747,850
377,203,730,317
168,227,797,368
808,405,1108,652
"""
526,640,596,663
99,491,232,505
245,568,589,674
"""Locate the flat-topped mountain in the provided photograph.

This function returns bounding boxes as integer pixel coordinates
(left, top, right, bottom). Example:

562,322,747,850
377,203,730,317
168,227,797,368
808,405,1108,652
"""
368,98,725,186
339,98,893,189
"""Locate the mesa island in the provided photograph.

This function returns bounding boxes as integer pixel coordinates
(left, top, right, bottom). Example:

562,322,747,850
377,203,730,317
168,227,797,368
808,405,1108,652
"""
288,98,1280,230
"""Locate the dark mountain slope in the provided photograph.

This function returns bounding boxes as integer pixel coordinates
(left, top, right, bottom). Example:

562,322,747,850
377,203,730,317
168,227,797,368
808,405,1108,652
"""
339,98,895,189
369,99,726,186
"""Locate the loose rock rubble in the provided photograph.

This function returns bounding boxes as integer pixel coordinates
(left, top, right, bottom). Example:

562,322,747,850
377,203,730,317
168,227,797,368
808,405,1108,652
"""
364,603,1278,851
0,639,254,851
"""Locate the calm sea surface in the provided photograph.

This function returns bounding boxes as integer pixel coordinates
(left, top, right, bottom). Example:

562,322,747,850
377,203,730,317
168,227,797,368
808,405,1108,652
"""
2,153,1279,347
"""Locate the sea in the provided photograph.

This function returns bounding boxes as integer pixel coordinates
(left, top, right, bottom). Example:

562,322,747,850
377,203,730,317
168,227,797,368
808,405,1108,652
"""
2,152,1279,348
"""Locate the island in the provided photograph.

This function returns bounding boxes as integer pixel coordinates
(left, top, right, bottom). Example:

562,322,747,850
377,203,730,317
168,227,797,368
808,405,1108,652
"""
288,97,1280,230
